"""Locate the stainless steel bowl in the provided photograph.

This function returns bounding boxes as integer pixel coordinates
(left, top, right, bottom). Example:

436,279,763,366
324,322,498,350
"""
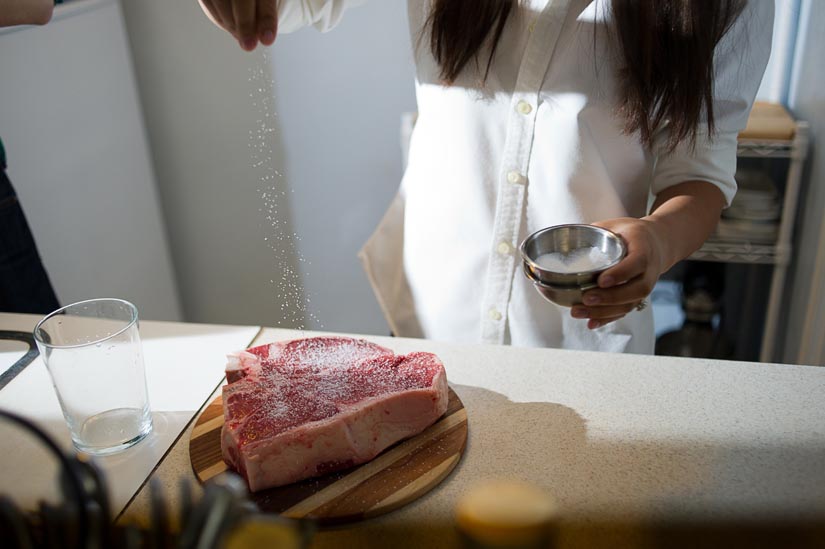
520,224,626,307
520,224,626,287
521,263,593,307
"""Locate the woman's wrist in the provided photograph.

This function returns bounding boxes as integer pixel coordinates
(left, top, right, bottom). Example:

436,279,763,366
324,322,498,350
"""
639,214,686,275
645,181,726,272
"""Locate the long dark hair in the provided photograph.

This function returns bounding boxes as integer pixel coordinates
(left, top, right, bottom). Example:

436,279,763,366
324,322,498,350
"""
425,0,746,150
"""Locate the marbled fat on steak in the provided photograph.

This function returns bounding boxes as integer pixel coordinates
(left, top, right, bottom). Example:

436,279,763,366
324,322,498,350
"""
221,337,449,492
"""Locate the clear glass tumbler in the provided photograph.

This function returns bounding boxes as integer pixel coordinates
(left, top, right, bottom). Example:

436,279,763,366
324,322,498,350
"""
34,298,153,455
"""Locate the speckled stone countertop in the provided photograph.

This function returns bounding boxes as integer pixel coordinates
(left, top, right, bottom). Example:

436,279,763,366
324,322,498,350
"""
119,327,825,547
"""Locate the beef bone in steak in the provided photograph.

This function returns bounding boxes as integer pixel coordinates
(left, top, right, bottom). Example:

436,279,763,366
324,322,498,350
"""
221,336,449,492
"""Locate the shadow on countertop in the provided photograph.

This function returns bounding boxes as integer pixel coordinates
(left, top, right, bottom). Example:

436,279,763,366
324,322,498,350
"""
310,383,825,549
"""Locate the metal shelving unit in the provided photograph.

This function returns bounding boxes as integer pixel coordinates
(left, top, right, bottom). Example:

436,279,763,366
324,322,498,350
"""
688,122,810,362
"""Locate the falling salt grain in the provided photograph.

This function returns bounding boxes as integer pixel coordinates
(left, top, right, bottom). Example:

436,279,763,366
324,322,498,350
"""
249,50,323,329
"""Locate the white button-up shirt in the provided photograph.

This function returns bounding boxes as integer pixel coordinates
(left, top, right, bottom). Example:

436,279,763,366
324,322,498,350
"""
280,0,773,353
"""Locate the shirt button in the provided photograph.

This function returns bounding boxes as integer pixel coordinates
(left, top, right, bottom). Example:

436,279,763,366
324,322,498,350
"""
497,241,512,255
507,171,526,185
516,100,533,115
488,308,502,321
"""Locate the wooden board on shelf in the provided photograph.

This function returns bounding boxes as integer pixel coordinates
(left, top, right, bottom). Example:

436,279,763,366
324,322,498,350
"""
739,102,796,141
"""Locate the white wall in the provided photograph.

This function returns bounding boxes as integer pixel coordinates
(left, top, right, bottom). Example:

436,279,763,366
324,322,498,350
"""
268,5,417,334
121,0,286,327
120,1,415,332
756,0,801,103
0,0,182,321
783,0,825,365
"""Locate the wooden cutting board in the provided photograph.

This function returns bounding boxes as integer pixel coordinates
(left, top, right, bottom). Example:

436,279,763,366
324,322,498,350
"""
189,387,467,525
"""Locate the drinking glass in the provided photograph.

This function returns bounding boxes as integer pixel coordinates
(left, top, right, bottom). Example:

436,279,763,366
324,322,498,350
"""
34,298,153,455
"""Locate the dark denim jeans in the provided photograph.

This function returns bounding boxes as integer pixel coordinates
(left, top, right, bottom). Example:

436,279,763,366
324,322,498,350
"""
0,168,59,314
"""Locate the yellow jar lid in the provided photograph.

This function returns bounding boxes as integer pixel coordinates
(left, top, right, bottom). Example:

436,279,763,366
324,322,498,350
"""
455,480,557,546
223,517,306,549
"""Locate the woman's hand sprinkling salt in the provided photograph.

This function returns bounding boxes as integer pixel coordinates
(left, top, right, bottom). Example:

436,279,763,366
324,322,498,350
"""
574,181,727,330
198,0,278,51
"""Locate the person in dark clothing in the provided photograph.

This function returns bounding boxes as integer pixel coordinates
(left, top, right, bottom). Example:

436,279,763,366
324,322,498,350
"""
0,1,61,313
0,139,60,314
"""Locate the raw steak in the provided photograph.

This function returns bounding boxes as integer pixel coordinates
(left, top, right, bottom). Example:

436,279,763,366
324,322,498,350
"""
221,336,449,492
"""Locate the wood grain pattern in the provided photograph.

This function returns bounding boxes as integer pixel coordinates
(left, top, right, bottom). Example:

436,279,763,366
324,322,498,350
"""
189,388,467,525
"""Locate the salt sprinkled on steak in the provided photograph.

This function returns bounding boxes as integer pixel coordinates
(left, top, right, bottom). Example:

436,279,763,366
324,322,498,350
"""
221,336,449,491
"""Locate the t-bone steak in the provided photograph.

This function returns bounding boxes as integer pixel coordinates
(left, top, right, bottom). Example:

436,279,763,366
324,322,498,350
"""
221,336,449,492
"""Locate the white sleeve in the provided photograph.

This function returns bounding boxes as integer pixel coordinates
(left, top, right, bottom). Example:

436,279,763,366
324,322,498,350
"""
277,0,368,34
650,0,774,207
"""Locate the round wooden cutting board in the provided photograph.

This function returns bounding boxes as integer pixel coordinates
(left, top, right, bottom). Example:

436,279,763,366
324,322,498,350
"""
189,388,468,525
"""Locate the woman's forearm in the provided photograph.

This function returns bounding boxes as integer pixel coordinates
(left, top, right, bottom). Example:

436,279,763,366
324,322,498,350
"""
645,180,727,273
579,180,726,327
0,0,54,27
